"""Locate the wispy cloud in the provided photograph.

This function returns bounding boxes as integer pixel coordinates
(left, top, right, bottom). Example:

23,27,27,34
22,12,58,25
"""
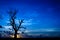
24,28,58,33
22,19,33,26
4,26,12,29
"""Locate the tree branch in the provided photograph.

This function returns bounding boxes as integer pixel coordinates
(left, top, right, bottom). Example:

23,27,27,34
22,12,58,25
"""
17,19,24,31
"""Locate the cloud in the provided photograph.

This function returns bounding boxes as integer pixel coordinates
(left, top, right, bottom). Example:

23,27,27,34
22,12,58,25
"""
22,19,33,26
6,20,10,23
25,28,56,33
3,26,12,29
0,26,13,32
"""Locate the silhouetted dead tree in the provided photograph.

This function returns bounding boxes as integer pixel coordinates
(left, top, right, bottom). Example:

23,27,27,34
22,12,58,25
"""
8,9,26,38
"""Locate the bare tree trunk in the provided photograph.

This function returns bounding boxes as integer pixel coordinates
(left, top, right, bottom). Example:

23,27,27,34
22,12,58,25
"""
14,30,17,38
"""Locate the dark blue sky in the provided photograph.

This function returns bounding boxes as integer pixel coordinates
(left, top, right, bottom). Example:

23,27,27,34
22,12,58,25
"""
0,0,60,30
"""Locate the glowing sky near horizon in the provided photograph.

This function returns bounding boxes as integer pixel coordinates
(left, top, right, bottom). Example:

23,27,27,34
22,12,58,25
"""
0,0,60,31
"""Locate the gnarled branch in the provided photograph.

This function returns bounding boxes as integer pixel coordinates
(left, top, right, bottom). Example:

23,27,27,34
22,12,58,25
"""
17,19,24,31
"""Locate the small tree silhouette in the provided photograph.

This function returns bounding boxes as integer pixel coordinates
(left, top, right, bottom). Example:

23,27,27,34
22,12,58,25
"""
0,25,3,28
7,9,26,38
